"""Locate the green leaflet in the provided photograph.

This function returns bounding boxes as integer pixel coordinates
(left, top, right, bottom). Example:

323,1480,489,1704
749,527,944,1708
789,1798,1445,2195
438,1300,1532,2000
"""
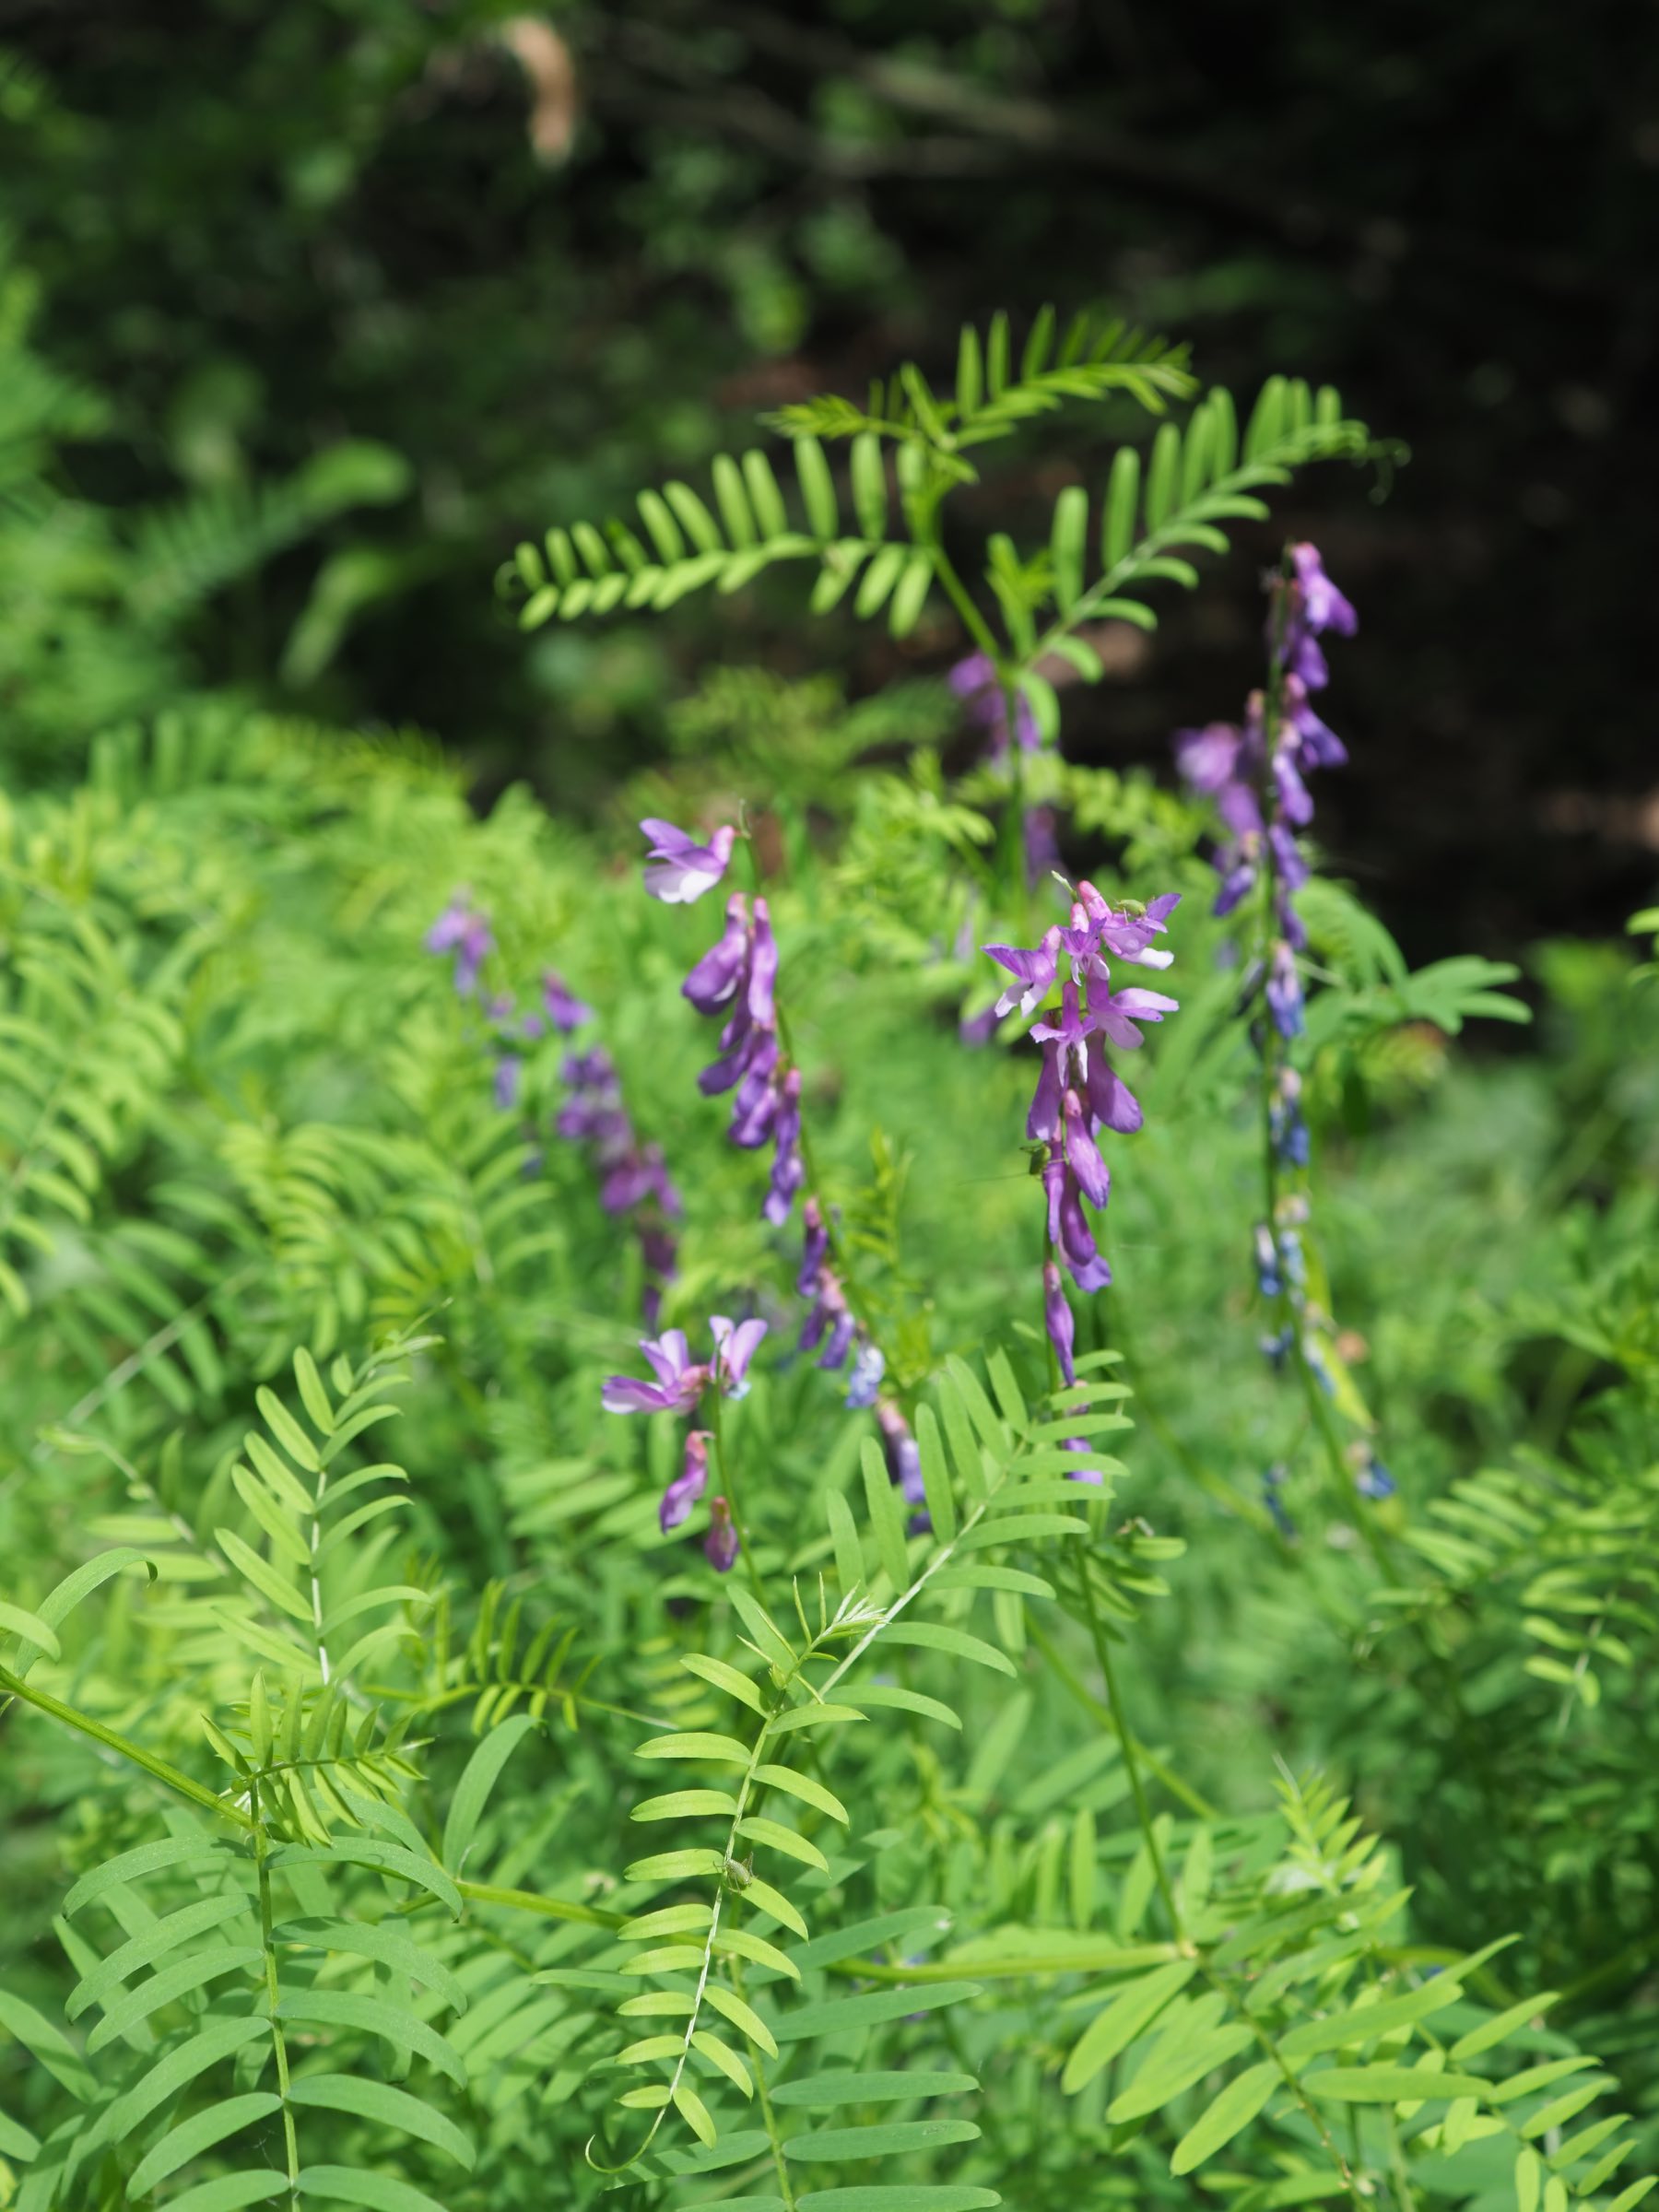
774,1983,982,2044
441,1711,541,1873
287,2073,475,2165
1170,2061,1280,2173
125,2092,282,2195
1062,1959,1196,2092
784,2119,982,2161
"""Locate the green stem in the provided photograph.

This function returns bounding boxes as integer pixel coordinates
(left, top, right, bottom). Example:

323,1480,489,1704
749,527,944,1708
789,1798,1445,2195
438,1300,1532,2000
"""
1023,1609,1218,1821
0,1662,248,1825
728,1936,800,2210
1069,1563,1182,1942
252,1777,301,2206
709,1384,768,1605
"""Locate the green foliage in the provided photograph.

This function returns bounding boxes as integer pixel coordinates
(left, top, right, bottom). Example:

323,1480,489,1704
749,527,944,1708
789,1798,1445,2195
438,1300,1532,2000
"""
1,303,1656,2212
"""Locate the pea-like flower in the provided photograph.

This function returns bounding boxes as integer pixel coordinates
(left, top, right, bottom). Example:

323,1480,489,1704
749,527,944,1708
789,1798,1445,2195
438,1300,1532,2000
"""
660,1430,712,1534
640,818,737,904
601,1316,767,1415
426,895,494,996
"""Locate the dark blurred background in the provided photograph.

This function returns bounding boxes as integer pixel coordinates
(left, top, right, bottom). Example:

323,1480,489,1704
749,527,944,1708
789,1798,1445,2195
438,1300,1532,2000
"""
2,0,1654,962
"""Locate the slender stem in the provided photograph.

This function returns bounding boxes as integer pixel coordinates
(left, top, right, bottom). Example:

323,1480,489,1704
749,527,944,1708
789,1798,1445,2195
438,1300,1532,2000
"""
1023,1610,1218,1821
457,1877,620,1929
0,1662,248,1825
728,1938,800,2210
1068,1563,1182,1942
252,1777,301,2206
709,1385,768,1605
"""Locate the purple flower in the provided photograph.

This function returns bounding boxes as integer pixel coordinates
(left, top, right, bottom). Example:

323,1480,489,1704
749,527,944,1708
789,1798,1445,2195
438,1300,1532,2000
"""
684,894,754,1015
1265,941,1304,1038
1061,1440,1105,1487
602,1327,708,1415
661,1430,712,1533
493,1054,522,1112
798,1197,830,1296
983,925,1063,1020
641,818,738,904
845,1341,886,1409
426,896,494,996
704,1496,739,1573
1081,886,1181,971
1279,543,1358,689
876,1399,929,1527
543,971,594,1033
1042,1259,1076,1386
762,1068,805,1226
711,1315,767,1398
1088,981,1179,1053
1043,1145,1112,1293
601,1316,766,1416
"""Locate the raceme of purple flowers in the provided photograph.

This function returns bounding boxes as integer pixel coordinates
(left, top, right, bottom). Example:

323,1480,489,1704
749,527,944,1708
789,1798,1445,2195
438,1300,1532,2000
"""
984,879,1179,1479
602,1318,768,1571
641,819,806,1230
1175,542,1356,1041
424,893,683,1324
984,881,1179,1303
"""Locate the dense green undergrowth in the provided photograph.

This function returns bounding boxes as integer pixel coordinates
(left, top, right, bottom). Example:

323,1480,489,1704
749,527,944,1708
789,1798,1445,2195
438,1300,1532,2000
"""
2,307,1657,2212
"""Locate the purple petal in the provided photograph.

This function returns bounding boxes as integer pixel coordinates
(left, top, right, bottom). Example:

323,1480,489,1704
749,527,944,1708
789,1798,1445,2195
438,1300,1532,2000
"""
683,893,752,1014
1062,1089,1112,1207
601,1376,677,1414
641,819,737,904
1043,1259,1076,1387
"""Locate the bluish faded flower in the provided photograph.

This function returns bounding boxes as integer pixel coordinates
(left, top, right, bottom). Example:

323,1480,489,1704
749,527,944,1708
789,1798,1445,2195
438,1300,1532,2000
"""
493,1054,522,1112
660,1430,712,1533
704,1496,739,1573
1265,940,1304,1038
876,1399,929,1529
1355,1452,1396,1501
1253,1223,1284,1300
426,895,494,996
845,1341,886,1409
1270,1066,1311,1167
641,818,737,904
1263,1463,1297,1539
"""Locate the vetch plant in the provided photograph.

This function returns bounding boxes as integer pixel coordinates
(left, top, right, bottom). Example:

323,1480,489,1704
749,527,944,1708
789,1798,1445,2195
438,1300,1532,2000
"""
0,314,1653,2212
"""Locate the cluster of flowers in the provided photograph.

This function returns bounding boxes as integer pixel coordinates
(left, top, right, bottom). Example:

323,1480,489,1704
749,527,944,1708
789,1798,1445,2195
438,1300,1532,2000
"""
548,983,682,1327
637,817,931,1535
1174,547,1397,1517
1175,547,1356,1338
949,652,1061,892
986,884,1180,1298
601,1319,768,1570
983,880,1180,1477
643,819,804,1227
1174,542,1356,1043
426,893,549,1110
426,894,681,1322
